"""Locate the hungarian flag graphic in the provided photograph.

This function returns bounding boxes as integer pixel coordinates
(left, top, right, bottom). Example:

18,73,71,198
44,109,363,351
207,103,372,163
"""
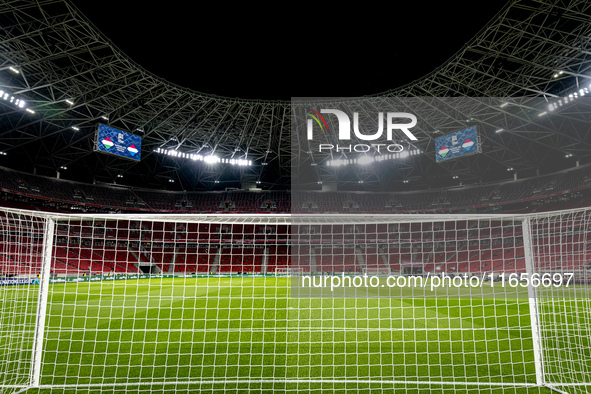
462,139,474,149
438,146,449,157
102,137,113,149
127,145,138,155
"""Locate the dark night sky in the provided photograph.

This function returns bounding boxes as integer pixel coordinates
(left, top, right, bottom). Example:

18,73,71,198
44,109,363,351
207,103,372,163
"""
72,2,503,100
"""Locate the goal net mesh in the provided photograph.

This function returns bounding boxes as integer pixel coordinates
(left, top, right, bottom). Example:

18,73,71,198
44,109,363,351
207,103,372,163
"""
0,208,589,393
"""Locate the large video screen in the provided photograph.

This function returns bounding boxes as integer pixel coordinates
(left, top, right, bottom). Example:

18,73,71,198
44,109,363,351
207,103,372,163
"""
435,126,480,163
95,124,141,161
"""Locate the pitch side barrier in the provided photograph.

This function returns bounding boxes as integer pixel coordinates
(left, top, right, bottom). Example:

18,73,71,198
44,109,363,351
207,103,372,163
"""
46,273,287,284
0,278,39,286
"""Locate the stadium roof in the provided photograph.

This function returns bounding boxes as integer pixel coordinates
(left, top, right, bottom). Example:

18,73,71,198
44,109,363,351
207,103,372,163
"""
0,0,590,192
71,2,501,100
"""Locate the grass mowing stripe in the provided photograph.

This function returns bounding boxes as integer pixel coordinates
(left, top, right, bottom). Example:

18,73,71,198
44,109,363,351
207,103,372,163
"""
35,276,544,389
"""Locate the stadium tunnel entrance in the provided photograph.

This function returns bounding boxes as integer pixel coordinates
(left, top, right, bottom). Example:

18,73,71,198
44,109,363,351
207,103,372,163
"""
138,264,161,274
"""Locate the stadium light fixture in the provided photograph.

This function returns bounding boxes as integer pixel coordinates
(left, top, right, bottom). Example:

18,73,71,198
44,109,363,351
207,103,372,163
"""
228,158,251,166
65,99,74,106
155,148,252,166
204,155,220,164
357,156,374,165
546,84,591,112
0,89,27,110
325,147,421,167
328,159,347,167
72,126,79,131
9,67,19,74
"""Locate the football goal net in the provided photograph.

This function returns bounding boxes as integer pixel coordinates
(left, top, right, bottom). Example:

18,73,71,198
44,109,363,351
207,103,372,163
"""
0,207,589,393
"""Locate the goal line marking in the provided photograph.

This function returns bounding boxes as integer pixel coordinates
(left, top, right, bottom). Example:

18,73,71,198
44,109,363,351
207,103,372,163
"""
44,327,533,333
26,379,563,389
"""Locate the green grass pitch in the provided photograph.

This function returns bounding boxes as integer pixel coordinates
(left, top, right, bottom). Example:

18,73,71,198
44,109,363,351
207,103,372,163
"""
2,276,590,393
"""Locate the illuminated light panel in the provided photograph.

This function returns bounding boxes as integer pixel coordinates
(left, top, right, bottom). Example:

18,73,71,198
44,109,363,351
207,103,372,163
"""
546,86,591,113
154,148,252,166
326,149,422,167
0,89,27,110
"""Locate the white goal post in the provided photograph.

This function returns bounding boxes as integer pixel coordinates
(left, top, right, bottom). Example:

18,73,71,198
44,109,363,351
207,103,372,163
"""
0,207,589,393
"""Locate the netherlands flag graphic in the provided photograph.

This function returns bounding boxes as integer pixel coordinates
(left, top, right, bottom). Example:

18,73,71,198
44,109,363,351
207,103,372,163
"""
462,139,474,150
127,144,138,155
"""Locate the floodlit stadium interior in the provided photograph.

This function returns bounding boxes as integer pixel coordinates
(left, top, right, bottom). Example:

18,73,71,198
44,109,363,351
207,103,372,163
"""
1,1,591,393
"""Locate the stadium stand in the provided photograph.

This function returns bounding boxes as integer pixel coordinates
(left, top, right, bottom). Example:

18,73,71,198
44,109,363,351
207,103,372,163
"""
2,164,591,215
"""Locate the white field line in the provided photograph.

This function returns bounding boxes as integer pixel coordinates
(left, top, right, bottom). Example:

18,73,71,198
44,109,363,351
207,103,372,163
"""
16,380,591,389
44,326,534,333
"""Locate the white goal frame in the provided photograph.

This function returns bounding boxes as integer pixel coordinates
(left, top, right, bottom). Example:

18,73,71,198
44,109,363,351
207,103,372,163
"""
0,208,589,393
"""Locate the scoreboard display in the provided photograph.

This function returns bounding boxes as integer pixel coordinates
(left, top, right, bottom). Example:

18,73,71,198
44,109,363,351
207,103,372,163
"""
435,126,480,163
95,124,141,161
